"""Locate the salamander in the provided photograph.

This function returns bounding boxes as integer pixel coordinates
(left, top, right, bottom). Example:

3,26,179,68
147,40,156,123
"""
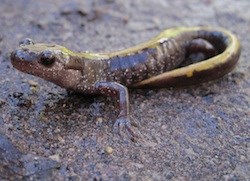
10,26,241,137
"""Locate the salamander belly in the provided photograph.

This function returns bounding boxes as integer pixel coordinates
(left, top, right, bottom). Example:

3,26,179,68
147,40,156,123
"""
106,39,186,86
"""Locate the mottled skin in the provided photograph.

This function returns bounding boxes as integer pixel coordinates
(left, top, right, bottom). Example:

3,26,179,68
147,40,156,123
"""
11,27,241,137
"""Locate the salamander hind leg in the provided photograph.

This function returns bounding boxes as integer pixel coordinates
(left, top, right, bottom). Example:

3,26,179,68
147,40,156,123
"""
186,39,218,58
95,82,140,139
180,39,218,67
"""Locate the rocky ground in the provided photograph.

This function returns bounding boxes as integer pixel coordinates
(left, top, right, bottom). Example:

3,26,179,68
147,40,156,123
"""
0,0,249,180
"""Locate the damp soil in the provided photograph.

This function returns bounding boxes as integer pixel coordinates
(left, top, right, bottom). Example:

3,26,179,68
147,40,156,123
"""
0,0,249,180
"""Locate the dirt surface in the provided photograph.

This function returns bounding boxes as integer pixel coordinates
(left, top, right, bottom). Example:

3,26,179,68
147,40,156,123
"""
0,0,249,180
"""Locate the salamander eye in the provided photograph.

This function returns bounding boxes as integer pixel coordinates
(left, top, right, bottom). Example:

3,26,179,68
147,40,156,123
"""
40,50,55,67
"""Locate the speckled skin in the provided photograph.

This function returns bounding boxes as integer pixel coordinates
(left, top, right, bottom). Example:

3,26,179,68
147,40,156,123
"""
68,38,185,94
10,27,240,137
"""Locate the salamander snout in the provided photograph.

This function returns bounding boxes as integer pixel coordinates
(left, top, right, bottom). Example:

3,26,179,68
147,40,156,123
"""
11,48,57,68
11,38,36,64
11,48,36,63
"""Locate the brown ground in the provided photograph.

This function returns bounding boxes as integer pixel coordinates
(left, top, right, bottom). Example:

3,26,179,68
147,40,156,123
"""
0,0,249,180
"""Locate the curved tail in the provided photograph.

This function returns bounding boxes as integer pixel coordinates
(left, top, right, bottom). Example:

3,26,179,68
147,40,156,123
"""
133,27,241,88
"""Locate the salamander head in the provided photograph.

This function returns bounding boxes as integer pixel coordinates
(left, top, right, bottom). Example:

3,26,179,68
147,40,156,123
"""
11,38,81,89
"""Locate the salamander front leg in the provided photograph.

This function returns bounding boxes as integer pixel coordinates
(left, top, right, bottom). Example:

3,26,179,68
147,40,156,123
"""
95,82,138,138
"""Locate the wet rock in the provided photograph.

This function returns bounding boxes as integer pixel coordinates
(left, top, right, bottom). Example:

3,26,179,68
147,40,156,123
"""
0,133,61,180
0,133,24,180
21,154,60,179
0,0,249,180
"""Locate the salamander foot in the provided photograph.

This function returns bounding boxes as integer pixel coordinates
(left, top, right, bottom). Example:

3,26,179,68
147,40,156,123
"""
113,116,140,140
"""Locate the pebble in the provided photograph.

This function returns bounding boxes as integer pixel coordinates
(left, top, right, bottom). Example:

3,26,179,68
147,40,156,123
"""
104,146,114,155
27,80,39,87
49,154,60,162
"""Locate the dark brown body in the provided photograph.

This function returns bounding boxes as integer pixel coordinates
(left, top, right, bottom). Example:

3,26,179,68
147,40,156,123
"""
105,39,185,86
71,29,239,90
10,27,241,138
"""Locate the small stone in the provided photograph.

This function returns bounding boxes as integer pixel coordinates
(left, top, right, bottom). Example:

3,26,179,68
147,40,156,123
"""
58,136,65,143
49,154,60,162
96,117,103,124
105,146,114,155
54,128,61,133
27,80,39,87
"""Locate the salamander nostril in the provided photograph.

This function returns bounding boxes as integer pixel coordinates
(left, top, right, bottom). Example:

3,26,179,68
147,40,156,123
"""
10,49,29,62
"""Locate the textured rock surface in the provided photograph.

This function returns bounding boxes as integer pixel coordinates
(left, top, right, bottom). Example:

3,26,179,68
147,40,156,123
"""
0,0,249,180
